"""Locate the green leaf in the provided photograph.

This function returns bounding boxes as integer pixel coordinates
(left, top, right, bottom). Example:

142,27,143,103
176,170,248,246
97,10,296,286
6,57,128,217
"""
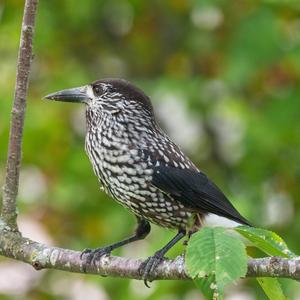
186,227,248,300
195,275,221,300
257,278,290,300
235,226,296,258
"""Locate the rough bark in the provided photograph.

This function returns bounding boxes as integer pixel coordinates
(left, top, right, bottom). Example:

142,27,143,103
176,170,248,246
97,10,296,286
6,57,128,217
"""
1,0,39,230
1,0,300,286
0,224,300,281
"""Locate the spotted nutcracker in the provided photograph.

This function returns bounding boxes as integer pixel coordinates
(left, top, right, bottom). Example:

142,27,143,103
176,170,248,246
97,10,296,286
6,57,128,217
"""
45,78,250,286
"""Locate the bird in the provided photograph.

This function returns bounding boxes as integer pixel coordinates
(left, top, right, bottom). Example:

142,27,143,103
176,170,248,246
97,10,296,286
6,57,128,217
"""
44,78,251,286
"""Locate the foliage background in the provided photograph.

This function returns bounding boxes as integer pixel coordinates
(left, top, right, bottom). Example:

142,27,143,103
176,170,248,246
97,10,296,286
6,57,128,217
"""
1,0,300,299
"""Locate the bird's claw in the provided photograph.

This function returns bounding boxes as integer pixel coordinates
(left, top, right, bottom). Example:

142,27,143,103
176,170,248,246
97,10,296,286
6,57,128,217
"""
80,248,93,260
139,251,164,288
80,247,111,267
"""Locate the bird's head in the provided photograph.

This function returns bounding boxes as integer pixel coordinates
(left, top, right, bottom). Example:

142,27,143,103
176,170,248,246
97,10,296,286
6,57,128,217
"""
44,78,154,124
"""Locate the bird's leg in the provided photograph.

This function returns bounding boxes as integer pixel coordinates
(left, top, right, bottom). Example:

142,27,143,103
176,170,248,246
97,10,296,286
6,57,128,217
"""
140,230,186,287
81,218,151,266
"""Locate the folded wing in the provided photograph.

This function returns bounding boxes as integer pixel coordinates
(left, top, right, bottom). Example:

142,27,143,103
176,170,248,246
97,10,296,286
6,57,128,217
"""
151,163,250,226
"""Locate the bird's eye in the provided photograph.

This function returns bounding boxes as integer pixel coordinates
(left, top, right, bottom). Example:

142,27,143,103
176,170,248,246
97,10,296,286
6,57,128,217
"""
93,85,103,96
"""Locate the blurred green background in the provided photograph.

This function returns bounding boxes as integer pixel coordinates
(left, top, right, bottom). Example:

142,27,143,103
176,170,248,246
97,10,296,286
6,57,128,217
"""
1,0,300,299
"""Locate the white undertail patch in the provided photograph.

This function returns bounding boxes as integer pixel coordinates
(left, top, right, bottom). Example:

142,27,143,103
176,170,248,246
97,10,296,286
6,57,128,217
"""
203,213,241,228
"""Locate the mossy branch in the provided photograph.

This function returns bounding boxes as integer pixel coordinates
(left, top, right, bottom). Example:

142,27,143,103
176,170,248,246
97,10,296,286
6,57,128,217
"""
0,225,300,281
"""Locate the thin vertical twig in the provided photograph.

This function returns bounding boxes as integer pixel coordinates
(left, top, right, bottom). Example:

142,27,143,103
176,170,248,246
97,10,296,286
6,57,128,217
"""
1,0,39,230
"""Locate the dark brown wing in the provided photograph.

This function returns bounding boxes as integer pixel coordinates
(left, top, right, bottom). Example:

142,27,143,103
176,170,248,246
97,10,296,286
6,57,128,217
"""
151,163,251,226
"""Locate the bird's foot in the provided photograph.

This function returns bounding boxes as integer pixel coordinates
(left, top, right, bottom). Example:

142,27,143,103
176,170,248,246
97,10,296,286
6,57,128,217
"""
139,250,165,288
80,246,111,268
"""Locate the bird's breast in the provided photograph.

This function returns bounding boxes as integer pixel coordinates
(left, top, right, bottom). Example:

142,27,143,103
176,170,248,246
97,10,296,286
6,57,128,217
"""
85,129,153,194
84,127,194,230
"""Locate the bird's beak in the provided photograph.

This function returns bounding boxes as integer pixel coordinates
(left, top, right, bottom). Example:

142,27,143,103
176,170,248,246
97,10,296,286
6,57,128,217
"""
44,85,89,103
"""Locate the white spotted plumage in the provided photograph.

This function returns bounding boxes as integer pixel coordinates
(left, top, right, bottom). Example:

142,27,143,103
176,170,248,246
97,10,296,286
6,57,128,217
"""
85,107,192,229
81,79,250,231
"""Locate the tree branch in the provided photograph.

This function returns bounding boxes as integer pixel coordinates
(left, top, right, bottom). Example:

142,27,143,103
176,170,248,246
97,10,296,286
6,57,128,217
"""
1,0,39,230
0,225,299,282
